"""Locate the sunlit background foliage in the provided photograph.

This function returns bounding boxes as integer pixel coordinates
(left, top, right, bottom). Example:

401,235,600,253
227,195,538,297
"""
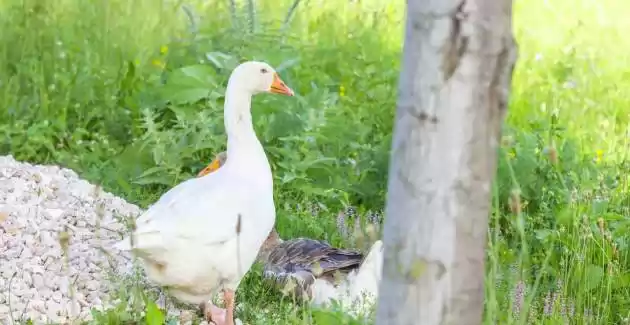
0,0,628,323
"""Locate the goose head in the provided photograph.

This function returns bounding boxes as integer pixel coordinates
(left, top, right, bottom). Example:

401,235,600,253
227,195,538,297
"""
197,151,227,177
228,61,294,96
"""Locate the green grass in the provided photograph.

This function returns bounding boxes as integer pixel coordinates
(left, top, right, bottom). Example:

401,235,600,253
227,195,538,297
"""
1,0,629,323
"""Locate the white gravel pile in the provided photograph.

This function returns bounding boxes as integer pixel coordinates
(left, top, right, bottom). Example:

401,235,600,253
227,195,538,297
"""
0,155,141,324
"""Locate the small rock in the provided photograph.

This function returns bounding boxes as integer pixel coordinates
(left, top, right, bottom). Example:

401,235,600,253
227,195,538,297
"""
26,310,42,323
10,302,25,313
0,304,10,316
21,272,33,287
45,300,61,316
21,246,33,258
58,277,70,294
38,288,53,299
14,288,33,299
0,156,144,322
32,274,45,288
64,300,81,317
90,297,102,306
46,208,64,219
85,280,100,291
180,310,194,323
51,291,62,303
1,268,15,279
30,299,46,312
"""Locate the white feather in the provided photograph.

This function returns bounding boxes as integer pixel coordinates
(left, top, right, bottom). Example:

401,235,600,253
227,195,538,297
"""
311,240,384,318
112,61,285,306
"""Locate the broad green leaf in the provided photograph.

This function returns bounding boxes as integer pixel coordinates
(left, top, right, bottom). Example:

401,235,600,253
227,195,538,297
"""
583,264,604,291
145,301,165,325
205,51,235,70
534,229,553,241
132,175,174,186
555,207,573,227
135,166,168,179
611,273,630,290
179,65,216,85
133,166,173,186
276,58,300,72
161,65,217,105
164,88,211,105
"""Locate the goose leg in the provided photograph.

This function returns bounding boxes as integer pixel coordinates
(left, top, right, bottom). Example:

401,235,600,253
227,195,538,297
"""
200,289,235,325
200,301,226,325
223,289,235,325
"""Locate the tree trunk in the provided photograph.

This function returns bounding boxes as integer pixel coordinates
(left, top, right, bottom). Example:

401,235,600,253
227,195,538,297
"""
375,0,518,324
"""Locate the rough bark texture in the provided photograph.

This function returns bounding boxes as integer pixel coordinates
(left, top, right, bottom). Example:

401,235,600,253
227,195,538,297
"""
375,0,518,324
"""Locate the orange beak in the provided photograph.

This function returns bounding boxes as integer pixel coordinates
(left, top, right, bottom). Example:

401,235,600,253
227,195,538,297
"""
269,73,294,96
197,158,222,177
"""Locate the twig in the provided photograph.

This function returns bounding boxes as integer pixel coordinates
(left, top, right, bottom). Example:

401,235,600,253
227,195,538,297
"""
282,0,303,32
8,271,16,325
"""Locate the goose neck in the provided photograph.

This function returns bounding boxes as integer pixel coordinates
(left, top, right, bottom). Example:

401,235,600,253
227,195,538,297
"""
222,86,271,183
224,87,258,156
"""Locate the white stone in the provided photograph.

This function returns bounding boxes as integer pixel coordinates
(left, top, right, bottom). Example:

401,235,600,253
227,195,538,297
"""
0,156,148,322
46,208,64,219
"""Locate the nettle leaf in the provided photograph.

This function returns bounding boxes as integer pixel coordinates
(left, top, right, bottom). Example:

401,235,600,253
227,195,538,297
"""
534,229,553,241
611,273,630,290
132,174,174,187
583,264,604,292
205,51,239,72
179,65,216,84
145,300,165,325
133,166,173,186
554,207,573,227
275,57,300,72
161,65,218,105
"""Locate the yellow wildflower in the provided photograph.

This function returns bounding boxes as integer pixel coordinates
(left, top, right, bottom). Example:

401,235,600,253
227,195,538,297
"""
151,59,165,69
595,149,604,163
508,149,516,160
160,45,169,55
339,85,346,97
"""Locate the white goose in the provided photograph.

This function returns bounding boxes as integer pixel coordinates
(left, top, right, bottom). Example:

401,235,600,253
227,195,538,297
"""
115,61,294,325
198,152,384,319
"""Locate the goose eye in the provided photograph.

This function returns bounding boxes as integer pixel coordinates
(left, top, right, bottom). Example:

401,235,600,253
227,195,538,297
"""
260,68,268,74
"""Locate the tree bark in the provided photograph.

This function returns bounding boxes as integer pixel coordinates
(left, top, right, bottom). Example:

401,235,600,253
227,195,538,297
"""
375,0,518,324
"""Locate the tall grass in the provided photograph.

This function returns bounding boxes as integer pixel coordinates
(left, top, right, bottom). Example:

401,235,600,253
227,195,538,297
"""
0,0,628,323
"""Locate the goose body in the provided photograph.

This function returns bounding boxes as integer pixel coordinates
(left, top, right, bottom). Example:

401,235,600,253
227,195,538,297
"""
308,239,383,317
260,232,383,316
120,170,274,301
197,151,384,318
115,62,294,325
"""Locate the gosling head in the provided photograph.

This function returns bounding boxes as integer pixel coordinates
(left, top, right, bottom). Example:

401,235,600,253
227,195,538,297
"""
197,151,228,177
